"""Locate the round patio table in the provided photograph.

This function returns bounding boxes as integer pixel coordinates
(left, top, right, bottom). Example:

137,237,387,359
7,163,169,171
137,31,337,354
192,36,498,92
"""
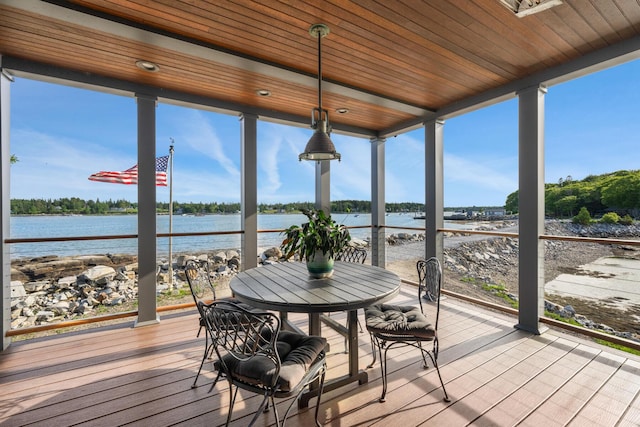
229,261,400,407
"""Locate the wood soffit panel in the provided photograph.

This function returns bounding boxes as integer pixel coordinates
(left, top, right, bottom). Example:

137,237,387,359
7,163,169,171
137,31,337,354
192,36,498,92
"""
1,0,640,136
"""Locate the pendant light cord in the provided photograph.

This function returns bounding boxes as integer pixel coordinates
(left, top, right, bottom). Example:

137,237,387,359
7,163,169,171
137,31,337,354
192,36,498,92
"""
317,27,323,112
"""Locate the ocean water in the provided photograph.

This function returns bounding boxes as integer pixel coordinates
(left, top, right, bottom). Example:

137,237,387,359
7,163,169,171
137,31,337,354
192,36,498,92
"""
9,213,474,258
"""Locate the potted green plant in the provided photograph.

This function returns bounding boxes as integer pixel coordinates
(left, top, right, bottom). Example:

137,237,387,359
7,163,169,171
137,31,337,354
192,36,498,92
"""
280,208,351,278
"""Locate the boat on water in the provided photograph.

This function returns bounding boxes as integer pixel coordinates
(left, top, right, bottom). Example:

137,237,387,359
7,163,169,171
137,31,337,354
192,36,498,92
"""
444,211,470,220
414,210,471,220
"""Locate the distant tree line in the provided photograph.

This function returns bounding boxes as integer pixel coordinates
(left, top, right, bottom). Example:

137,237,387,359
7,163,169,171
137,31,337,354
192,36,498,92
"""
11,198,431,216
505,170,640,218
11,198,132,215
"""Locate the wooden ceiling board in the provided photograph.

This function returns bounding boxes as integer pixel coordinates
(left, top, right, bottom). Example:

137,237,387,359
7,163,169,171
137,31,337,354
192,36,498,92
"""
442,1,561,70
616,0,640,34
391,1,521,79
2,0,640,136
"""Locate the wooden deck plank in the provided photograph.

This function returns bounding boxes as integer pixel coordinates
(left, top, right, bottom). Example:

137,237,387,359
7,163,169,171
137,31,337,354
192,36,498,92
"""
315,318,530,425
508,347,627,426
471,341,602,425
369,334,562,426
567,358,640,427
3,288,640,427
618,391,640,427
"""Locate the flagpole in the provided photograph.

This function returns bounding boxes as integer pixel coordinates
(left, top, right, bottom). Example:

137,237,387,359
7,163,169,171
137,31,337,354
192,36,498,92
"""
169,141,174,287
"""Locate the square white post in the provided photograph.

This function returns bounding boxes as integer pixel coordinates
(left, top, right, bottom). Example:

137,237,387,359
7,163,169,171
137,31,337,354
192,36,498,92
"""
135,93,160,327
0,68,12,350
516,85,547,334
315,160,330,213
241,113,258,270
371,137,386,267
425,119,445,261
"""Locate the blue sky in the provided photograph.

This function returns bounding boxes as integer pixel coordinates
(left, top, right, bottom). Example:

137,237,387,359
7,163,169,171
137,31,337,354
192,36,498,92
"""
8,59,639,207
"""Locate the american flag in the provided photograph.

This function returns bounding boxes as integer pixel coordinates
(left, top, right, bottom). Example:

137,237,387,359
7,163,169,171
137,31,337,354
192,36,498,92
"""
88,156,169,186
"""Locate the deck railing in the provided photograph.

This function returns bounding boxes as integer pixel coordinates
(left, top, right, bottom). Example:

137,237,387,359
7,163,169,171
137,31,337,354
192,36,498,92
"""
5,223,640,354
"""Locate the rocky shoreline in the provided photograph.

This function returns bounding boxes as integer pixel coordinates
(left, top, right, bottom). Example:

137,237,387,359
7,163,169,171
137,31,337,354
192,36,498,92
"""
441,221,640,341
9,220,640,342
9,250,241,330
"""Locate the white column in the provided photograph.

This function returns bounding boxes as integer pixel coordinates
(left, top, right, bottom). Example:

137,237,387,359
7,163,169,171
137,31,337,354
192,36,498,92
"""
241,113,258,270
516,85,547,335
425,119,445,261
315,161,330,213
135,93,159,327
0,68,12,350
371,137,386,267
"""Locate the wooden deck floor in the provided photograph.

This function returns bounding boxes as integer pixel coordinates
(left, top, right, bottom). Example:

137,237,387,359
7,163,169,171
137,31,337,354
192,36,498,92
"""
2,286,640,427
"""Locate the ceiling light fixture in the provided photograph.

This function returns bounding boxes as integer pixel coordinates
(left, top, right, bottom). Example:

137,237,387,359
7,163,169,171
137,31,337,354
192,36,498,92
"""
499,0,562,17
135,60,160,72
256,89,271,97
299,23,341,162
336,108,349,114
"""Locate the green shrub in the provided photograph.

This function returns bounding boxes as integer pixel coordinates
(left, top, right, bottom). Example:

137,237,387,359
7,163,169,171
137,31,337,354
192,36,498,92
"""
620,214,634,225
572,207,592,225
600,212,620,224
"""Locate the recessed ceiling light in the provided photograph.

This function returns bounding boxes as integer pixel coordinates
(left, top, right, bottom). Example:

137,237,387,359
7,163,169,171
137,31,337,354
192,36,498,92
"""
256,89,271,97
499,0,562,17
135,60,160,72
336,108,349,114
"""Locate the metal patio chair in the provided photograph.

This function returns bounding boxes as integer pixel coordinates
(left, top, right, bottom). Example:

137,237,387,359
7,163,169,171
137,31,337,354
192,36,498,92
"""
364,257,450,403
184,259,253,390
336,246,367,264
200,300,327,427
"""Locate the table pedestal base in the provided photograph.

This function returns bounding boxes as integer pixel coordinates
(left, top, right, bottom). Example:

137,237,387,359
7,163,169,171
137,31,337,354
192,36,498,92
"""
297,310,367,408
299,370,368,408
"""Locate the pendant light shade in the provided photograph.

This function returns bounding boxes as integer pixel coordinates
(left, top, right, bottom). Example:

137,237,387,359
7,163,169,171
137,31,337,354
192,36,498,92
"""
299,109,341,161
299,24,341,162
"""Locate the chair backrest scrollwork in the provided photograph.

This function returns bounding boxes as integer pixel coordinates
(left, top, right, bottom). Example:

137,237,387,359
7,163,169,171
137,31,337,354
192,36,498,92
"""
417,257,443,328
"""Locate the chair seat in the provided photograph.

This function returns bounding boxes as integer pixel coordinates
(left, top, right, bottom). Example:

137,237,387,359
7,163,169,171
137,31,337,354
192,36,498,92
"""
220,331,326,392
364,303,435,339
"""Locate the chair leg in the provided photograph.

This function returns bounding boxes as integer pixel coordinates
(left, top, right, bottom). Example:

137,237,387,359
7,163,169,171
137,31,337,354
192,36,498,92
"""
249,393,271,426
225,384,239,426
366,334,378,369
192,339,211,388
424,350,451,402
416,342,430,369
281,363,326,427
207,369,223,393
379,344,389,402
314,364,327,427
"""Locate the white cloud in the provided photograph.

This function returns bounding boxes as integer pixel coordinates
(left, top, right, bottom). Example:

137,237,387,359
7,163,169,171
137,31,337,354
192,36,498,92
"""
171,110,240,178
330,135,371,200
10,129,140,200
443,153,517,206
256,123,316,203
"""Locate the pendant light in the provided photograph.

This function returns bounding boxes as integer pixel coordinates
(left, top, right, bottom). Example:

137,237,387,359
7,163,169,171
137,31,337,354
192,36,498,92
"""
299,24,341,161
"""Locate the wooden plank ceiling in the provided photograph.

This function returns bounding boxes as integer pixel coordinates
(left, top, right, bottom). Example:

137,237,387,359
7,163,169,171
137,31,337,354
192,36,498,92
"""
1,0,640,137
